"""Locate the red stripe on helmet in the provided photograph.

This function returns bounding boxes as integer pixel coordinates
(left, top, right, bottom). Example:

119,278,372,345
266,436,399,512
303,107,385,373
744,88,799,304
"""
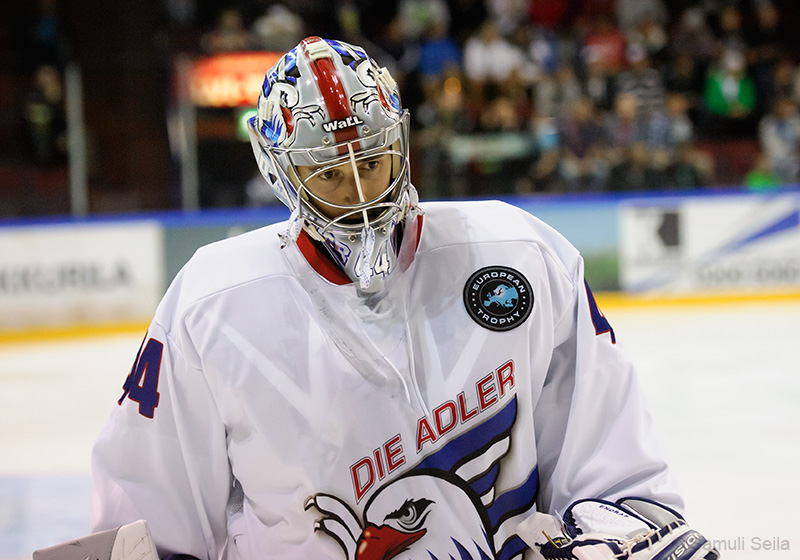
301,37,359,152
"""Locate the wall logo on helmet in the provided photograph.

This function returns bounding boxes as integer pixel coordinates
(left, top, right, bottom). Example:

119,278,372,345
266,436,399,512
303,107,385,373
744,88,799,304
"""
322,115,365,133
463,266,533,332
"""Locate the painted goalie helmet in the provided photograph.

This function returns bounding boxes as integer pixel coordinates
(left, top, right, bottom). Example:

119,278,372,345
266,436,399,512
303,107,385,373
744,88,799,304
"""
248,36,418,293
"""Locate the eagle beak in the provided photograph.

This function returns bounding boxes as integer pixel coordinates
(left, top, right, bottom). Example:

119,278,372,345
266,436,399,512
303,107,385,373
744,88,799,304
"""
356,523,427,560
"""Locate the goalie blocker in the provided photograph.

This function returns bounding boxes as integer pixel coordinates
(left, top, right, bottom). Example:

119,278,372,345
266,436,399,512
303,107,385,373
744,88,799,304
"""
516,497,721,560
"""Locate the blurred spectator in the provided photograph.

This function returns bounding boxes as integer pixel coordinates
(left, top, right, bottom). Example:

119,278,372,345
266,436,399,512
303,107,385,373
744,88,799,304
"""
669,7,717,65
478,94,524,132
758,96,800,183
527,0,571,32
604,92,651,190
507,25,544,85
200,8,258,53
702,48,758,137
763,57,797,114
555,26,582,73
574,0,615,25
663,53,706,115
417,68,473,133
413,67,473,197
535,63,583,119
414,65,472,198
446,0,488,46
484,0,529,37
378,16,422,80
667,6,716,104
713,4,747,54
582,49,616,111
629,17,669,64
473,26,533,133
13,63,70,216
661,91,694,149
583,15,628,74
616,43,665,114
416,21,462,98
26,0,71,71
647,92,712,188
558,97,610,191
615,0,668,32
463,20,527,101
22,64,67,167
396,0,451,42
252,4,304,51
527,27,560,76
524,116,561,192
749,1,785,115
749,2,783,68
336,0,361,40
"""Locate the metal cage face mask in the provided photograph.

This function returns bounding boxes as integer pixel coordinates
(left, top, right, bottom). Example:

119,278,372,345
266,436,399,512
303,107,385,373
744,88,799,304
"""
248,36,418,293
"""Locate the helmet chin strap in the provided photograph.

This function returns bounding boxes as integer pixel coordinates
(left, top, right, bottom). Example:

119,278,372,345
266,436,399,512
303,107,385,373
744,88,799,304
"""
348,142,377,291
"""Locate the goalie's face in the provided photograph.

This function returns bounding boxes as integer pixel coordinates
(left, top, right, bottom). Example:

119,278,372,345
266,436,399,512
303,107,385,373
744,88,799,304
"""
297,153,393,220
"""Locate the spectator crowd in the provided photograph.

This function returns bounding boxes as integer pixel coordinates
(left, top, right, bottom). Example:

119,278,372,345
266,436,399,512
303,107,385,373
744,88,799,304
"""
188,0,800,199
4,0,800,216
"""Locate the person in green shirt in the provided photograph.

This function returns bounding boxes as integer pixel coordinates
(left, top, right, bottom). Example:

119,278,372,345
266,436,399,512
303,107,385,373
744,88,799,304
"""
704,49,757,118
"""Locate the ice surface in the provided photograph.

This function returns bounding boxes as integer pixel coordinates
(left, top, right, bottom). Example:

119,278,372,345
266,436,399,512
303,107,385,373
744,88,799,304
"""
1,300,797,559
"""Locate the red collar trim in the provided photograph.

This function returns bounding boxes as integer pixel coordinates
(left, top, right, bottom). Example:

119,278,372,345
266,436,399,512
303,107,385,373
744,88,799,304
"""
296,229,351,285
295,215,424,285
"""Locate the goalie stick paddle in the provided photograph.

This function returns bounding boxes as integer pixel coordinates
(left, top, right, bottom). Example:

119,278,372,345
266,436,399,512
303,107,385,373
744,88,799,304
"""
32,520,158,560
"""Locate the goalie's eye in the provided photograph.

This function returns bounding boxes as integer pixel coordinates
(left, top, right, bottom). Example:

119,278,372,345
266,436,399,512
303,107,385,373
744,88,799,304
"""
384,498,434,531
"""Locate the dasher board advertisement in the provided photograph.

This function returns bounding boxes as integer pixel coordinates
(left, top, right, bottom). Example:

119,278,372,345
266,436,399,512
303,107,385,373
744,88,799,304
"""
0,222,164,331
619,193,800,294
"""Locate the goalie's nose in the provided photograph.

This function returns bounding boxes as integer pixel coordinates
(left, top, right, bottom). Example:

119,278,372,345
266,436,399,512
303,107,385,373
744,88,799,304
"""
355,523,426,560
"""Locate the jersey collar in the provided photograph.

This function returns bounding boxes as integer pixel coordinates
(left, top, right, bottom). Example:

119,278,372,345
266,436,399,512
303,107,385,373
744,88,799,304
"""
296,214,423,286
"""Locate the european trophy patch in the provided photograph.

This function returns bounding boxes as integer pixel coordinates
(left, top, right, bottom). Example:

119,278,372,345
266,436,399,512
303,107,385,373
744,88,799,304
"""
463,266,533,331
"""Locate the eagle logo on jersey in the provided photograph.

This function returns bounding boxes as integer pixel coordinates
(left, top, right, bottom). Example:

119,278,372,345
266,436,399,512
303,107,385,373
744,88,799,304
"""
463,266,533,332
306,397,536,560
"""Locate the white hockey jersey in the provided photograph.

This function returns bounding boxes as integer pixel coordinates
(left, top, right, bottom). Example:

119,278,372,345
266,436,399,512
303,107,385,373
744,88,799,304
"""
90,200,682,560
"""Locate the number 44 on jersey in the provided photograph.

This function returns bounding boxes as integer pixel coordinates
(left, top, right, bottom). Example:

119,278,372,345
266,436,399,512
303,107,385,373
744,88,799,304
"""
118,336,163,419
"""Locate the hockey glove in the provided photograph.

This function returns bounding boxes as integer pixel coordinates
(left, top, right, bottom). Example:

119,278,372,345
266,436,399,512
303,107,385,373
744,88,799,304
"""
516,497,720,560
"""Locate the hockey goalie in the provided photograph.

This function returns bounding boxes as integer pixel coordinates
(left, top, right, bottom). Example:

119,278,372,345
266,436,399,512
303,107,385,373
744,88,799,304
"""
38,34,722,560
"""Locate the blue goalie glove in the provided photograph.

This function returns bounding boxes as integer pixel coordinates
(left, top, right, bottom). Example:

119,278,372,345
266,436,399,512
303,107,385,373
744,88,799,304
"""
516,497,721,560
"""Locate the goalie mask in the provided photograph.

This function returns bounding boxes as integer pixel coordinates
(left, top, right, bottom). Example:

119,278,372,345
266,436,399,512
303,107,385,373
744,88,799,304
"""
248,36,419,293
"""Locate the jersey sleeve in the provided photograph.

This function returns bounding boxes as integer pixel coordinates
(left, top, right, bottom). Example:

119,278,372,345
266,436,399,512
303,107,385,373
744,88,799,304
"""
532,255,683,518
90,317,232,560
